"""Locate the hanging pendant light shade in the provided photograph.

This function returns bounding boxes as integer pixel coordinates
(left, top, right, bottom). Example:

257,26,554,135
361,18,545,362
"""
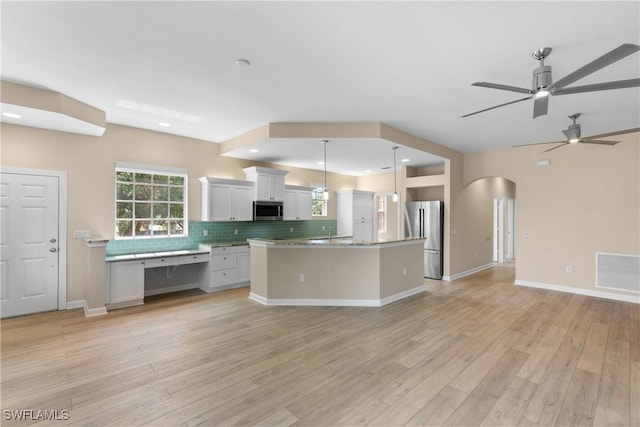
322,140,329,200
392,146,399,202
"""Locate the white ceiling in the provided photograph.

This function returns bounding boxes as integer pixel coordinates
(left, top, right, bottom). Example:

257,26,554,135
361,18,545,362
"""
1,1,639,175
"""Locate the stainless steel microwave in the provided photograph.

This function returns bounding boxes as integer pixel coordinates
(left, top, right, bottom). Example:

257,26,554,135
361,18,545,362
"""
253,201,283,221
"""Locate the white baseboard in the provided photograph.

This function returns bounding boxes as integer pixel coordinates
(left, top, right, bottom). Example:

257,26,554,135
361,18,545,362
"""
249,286,425,307
515,280,640,304
66,299,108,317
443,262,495,282
85,305,108,317
380,286,426,306
66,300,85,310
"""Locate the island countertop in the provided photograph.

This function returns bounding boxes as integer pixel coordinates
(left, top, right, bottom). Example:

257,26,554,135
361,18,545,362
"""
248,236,425,247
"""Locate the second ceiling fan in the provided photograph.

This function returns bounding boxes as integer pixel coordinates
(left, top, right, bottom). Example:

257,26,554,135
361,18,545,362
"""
462,43,640,119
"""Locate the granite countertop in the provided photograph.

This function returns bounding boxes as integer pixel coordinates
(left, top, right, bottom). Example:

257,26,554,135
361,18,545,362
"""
106,248,209,262
247,236,426,247
198,240,251,248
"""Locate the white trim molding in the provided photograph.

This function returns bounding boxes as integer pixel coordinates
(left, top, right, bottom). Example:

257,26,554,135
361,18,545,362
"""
66,299,108,317
1,166,68,311
249,286,425,307
443,262,495,282
515,280,640,304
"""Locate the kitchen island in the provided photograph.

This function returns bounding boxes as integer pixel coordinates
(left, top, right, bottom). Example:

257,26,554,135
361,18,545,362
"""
248,237,426,306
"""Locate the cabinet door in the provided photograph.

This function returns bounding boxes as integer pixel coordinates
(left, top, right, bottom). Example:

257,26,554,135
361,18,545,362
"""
354,193,374,221
352,220,373,241
270,175,286,202
232,185,254,221
108,260,144,304
255,174,272,201
207,184,233,221
237,250,251,283
283,190,298,220
296,190,313,220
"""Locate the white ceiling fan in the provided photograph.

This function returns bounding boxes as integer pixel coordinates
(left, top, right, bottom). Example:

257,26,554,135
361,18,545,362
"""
516,113,639,152
462,43,640,119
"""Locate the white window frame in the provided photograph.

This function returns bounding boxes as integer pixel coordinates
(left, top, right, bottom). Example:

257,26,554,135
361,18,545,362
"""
311,182,327,217
115,162,188,239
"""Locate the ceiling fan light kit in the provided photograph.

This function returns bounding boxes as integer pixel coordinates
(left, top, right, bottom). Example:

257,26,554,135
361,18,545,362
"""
462,43,640,119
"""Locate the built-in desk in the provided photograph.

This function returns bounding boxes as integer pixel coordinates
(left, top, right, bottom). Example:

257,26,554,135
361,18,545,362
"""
105,249,209,310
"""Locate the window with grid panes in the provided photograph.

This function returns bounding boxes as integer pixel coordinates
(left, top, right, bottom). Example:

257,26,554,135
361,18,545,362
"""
115,163,187,238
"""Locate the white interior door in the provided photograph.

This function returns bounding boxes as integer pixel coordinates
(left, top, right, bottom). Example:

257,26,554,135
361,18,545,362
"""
1,172,60,318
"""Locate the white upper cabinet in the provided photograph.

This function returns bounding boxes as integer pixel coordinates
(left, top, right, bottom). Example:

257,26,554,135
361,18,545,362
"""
199,177,254,221
283,185,314,221
243,166,288,202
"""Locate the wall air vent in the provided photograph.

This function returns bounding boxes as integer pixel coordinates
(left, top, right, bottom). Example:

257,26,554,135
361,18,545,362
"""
596,252,640,293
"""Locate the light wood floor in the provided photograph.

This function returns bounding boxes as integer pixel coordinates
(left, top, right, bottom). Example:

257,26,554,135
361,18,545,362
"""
2,264,638,426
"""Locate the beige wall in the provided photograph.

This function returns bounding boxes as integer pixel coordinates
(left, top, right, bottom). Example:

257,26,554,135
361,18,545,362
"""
0,123,356,305
449,176,515,275
462,132,639,297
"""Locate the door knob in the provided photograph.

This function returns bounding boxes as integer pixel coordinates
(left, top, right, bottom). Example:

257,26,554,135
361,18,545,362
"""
50,238,57,243
50,248,58,252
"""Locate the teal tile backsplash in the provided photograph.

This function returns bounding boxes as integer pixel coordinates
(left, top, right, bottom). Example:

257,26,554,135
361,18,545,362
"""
106,219,337,256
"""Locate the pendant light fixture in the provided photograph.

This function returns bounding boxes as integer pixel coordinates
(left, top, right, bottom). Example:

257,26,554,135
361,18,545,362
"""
392,146,399,202
322,140,329,200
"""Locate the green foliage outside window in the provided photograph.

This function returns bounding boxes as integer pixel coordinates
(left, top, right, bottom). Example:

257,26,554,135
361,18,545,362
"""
115,169,186,238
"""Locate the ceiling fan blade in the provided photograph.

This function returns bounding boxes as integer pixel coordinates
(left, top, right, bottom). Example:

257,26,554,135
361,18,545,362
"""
553,78,640,95
471,82,532,94
461,96,532,118
580,139,620,146
514,140,566,147
532,95,549,118
544,143,569,152
586,127,640,139
550,43,640,91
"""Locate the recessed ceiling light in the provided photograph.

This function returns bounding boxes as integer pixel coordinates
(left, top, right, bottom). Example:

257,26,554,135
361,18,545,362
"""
318,161,325,165
158,122,171,127
401,158,410,163
2,112,21,119
250,149,259,153
235,58,251,67
365,169,372,173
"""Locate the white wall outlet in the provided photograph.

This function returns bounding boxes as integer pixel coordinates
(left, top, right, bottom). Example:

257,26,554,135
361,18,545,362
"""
474,251,478,258
322,226,326,231
403,268,407,276
290,227,294,232
299,274,305,282
234,228,238,235
566,265,572,273
451,228,457,235
203,229,208,236
523,231,528,238
72,230,91,239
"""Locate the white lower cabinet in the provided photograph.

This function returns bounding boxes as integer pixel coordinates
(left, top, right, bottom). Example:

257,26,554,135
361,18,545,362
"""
237,246,251,283
200,245,251,292
106,259,145,308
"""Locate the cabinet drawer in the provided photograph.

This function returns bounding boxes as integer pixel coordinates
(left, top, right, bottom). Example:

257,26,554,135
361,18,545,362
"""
211,269,237,287
236,245,250,254
180,253,210,265
210,246,237,256
211,253,237,270
144,256,180,269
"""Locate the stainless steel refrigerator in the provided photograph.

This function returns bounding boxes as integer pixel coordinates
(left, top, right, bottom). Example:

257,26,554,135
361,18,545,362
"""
404,201,444,279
